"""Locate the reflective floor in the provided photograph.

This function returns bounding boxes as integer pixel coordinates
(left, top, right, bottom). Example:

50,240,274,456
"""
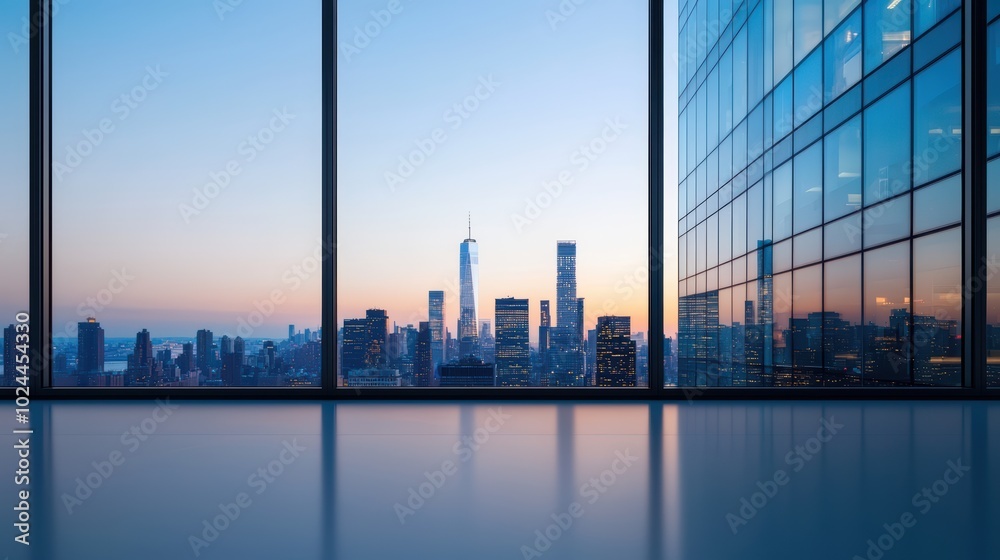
1,401,998,559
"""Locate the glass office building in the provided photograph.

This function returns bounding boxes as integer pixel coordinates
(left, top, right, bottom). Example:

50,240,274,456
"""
677,0,997,388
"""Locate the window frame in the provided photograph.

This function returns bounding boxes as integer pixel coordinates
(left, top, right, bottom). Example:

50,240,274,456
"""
22,0,997,400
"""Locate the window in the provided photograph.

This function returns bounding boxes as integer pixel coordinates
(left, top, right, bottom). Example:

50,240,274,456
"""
913,175,961,234
824,254,862,385
863,194,910,248
775,0,795,82
795,0,824,64
338,0,649,388
826,0,862,35
864,0,912,73
825,9,862,103
988,217,1000,388
794,49,824,127
52,1,322,388
914,0,961,38
912,228,962,386
864,82,911,205
913,48,962,186
773,162,794,241
792,265,823,384
793,142,824,234
0,0,29,388
773,76,794,140
863,241,910,385
772,271,793,384
989,21,1000,158
825,116,863,221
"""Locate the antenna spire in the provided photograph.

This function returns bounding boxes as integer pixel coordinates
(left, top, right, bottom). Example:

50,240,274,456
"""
468,212,471,239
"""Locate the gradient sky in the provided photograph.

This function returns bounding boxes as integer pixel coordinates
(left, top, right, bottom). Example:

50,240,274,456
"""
338,0,680,343
51,0,322,339
0,0,30,332
11,0,680,342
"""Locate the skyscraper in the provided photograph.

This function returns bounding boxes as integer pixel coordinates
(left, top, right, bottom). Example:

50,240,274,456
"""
429,290,446,375
3,324,17,386
341,319,368,376
414,321,432,387
223,336,245,387
129,329,155,386
550,241,585,386
288,324,295,342
458,217,480,359
596,316,636,387
495,298,530,387
76,317,104,375
196,329,214,377
365,309,388,368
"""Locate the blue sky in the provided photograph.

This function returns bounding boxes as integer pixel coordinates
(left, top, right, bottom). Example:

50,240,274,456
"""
2,0,679,341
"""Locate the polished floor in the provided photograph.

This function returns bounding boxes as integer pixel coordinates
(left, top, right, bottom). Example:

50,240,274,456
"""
1,401,997,559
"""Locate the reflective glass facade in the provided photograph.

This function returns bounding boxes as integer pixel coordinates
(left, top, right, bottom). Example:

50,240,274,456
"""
677,0,975,387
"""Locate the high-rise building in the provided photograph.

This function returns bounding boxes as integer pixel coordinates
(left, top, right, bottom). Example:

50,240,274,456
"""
414,322,433,387
196,329,214,377
550,241,585,386
177,342,194,378
429,290,446,375
495,298,530,387
76,317,104,375
289,324,295,342
458,217,480,359
129,329,155,386
538,300,551,384
365,309,388,368
3,324,17,386
341,319,367,376
479,320,495,365
596,316,636,387
440,357,494,387
223,336,245,387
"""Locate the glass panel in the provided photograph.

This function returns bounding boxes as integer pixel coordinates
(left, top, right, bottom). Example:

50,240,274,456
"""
914,0,961,38
792,265,823,385
825,9,863,103
863,241,911,386
913,48,962,187
825,116,863,221
988,218,1000,387
717,287,733,385
795,0,824,64
989,158,1000,215
53,1,322,387
747,182,764,255
794,49,823,127
733,192,747,258
774,238,793,273
824,254,862,386
734,24,749,125
708,213,719,268
719,203,733,263
794,142,824,234
990,22,1000,158
0,0,29,388
826,0,861,35
770,166,792,246
863,194,910,248
913,175,961,234
774,0,795,81
912,228,962,386
793,228,823,267
864,82,911,205
825,212,864,258
748,4,765,108
340,0,648,388
773,75,794,140
865,0,913,73
772,272,793,385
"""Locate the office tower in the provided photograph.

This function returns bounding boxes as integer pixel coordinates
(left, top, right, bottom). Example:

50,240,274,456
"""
439,357,494,387
3,324,17,385
261,341,277,373
289,324,295,342
414,322,432,387
76,317,104,374
495,298,530,387
479,320,496,365
219,335,232,358
458,217,480,359
196,329,214,376
596,316,636,387
345,369,402,387
223,337,245,387
549,241,584,386
365,309,388,368
305,328,312,342
429,290,446,374
678,1,976,389
586,328,597,387
177,343,194,377
129,329,154,386
341,319,368,376
556,241,578,332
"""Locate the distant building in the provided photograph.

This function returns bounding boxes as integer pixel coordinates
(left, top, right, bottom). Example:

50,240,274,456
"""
495,298,530,387
440,357,494,387
346,368,402,387
76,318,105,374
596,316,636,387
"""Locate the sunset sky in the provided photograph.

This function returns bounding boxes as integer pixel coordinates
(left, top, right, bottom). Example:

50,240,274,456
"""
7,0,680,342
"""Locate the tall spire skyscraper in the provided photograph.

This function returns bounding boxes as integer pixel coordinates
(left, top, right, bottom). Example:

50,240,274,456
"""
550,241,585,386
458,214,480,359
